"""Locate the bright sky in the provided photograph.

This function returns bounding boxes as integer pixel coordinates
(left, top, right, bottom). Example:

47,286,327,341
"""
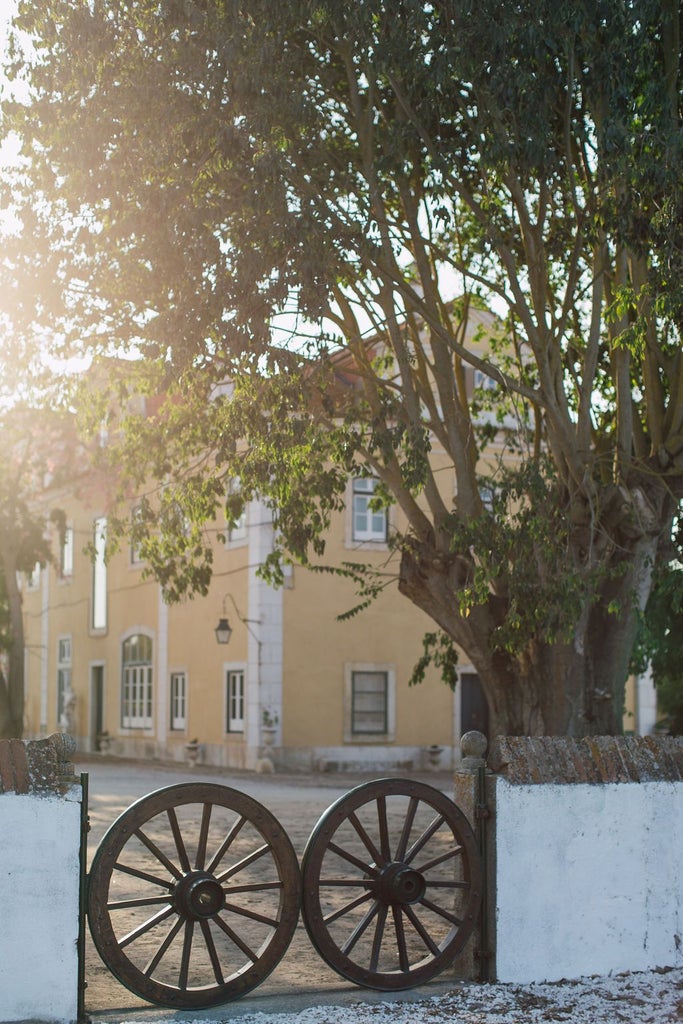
0,1,96,404
0,0,17,78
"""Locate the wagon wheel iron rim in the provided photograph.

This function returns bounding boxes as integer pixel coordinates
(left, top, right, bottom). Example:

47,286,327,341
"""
87,782,301,1009
301,778,482,991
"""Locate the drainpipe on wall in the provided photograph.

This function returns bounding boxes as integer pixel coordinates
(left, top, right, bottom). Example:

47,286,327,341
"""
156,585,168,756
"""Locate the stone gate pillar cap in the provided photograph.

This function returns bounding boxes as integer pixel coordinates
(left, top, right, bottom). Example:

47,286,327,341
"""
460,730,488,760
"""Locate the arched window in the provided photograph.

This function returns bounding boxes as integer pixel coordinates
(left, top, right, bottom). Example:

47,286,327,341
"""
121,634,153,729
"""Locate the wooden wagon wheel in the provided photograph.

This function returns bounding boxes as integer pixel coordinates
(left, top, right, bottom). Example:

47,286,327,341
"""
87,783,300,1009
301,778,481,990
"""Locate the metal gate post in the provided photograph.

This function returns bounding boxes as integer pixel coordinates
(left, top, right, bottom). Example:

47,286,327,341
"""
476,763,491,982
453,730,492,981
78,772,89,1023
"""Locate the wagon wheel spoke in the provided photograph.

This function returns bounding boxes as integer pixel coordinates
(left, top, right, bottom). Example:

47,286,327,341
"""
113,861,173,889
194,803,213,871
119,905,176,948
426,878,472,889
144,916,186,977
416,844,464,874
206,816,247,875
224,880,284,894
301,778,482,991
404,814,446,865
213,911,260,963
323,889,374,926
392,905,410,972
178,919,195,990
108,894,175,911
402,904,441,957
376,796,391,862
199,919,225,986
215,842,270,882
134,829,184,880
418,896,463,927
394,797,419,863
222,900,280,927
325,840,378,876
369,903,388,972
166,806,192,873
340,899,380,956
88,782,300,1010
348,811,384,865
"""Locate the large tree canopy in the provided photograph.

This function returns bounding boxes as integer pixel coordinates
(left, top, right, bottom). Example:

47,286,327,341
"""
5,0,683,735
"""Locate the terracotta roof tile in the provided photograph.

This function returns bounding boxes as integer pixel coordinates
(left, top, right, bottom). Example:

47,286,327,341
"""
488,735,683,784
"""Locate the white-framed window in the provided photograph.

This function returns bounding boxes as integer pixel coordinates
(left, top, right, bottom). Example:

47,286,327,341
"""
26,561,41,590
170,671,187,731
121,633,153,729
351,477,388,543
225,479,247,545
352,670,388,734
225,667,245,733
56,636,72,723
344,663,396,742
92,517,107,631
479,483,496,512
60,526,74,579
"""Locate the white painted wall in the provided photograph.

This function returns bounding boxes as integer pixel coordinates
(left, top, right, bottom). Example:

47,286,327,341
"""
494,778,683,983
0,788,81,1023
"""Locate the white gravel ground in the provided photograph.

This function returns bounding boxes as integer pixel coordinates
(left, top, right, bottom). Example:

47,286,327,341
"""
120,967,682,1024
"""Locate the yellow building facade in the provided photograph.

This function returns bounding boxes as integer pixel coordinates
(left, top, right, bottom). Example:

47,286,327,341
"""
21,444,491,771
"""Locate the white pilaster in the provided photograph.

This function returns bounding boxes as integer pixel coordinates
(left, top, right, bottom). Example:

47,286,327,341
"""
39,564,49,731
245,498,283,769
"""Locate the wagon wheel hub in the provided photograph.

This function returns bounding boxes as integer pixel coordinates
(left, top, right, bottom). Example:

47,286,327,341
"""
173,870,226,920
374,861,426,906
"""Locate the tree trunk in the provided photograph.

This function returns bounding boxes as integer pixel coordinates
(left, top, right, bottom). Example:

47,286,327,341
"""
0,537,25,740
399,529,658,738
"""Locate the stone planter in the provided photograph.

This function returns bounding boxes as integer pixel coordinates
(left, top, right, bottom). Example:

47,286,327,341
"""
185,741,201,768
97,732,111,755
427,744,444,769
257,726,278,773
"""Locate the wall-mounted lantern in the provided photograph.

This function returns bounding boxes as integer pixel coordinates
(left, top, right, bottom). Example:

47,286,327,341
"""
214,616,233,645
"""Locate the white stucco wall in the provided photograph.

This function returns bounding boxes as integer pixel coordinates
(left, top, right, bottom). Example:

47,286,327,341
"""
494,778,683,983
0,788,82,1023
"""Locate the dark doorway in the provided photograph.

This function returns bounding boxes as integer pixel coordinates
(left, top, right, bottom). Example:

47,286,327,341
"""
460,672,490,741
90,664,105,750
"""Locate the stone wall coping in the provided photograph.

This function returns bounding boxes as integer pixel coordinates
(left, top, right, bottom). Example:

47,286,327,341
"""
488,734,683,785
0,733,78,795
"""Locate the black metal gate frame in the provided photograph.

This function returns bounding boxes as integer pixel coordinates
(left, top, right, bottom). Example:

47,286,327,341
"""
78,776,483,1013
